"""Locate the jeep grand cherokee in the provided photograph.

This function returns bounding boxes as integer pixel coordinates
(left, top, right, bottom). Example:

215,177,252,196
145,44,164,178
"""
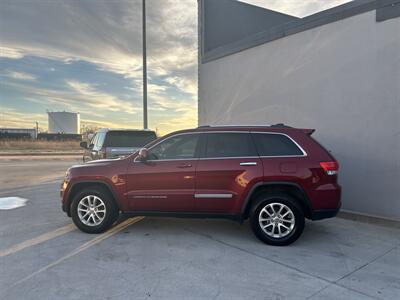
61,125,341,246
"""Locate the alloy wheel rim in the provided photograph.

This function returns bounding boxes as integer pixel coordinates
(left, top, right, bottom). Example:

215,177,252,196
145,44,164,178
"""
259,202,295,238
77,195,106,226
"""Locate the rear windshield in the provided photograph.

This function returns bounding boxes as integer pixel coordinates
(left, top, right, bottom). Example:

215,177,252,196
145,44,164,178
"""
104,131,157,147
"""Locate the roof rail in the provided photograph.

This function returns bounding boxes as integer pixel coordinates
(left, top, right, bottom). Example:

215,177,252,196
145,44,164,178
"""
198,124,272,128
270,123,292,128
197,123,293,128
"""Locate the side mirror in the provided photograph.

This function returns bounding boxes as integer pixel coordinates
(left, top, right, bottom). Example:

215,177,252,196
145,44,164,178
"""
80,141,88,149
137,148,149,162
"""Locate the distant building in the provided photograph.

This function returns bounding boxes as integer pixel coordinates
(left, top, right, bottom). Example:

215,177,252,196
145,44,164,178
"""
0,128,37,139
198,0,400,220
48,111,80,134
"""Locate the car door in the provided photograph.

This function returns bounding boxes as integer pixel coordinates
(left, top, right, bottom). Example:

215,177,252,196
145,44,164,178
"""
90,132,106,160
83,133,97,162
195,132,263,214
125,133,200,212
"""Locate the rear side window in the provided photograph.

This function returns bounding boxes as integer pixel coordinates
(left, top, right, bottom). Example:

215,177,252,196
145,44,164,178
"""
252,133,304,156
204,133,257,158
104,131,157,148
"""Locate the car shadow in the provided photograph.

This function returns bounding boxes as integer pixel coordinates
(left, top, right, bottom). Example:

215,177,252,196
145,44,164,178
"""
115,214,326,247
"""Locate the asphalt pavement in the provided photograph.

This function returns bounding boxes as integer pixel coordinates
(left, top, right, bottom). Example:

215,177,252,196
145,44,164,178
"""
0,155,82,189
0,157,399,300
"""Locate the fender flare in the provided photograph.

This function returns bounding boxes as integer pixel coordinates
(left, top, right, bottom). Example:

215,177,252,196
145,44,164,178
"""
64,180,122,216
240,181,312,218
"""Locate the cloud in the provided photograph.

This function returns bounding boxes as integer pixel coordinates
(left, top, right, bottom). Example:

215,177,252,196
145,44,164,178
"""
65,80,139,114
1,79,140,116
148,83,168,94
165,76,197,96
80,118,142,130
240,0,352,17
1,78,197,134
5,71,37,81
0,46,25,59
0,0,198,96
0,107,46,129
146,91,197,134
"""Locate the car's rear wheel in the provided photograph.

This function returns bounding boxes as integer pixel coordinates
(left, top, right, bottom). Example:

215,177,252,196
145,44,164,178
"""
71,187,119,233
250,193,305,246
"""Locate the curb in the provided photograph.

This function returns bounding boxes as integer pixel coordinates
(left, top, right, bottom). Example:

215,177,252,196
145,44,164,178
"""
338,211,400,228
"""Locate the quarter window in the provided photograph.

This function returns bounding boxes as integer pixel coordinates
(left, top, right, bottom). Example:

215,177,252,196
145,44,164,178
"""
149,134,199,160
204,133,257,158
252,133,304,156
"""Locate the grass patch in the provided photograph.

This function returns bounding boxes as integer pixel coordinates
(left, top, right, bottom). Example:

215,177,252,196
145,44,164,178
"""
0,140,81,151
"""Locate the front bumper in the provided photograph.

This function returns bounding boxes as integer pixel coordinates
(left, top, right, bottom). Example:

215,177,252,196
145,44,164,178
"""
311,201,341,220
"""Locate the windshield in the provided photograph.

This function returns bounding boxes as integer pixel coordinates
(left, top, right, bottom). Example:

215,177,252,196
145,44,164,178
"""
104,131,157,148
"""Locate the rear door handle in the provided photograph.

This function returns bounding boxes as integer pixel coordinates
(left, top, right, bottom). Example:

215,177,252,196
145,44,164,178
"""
177,163,192,168
240,162,257,166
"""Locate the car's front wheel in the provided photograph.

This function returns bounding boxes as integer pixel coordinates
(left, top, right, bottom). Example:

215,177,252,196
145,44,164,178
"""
250,193,305,246
71,187,119,233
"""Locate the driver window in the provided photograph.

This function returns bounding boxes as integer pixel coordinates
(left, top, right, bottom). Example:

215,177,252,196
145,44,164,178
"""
90,134,98,148
149,134,199,160
93,132,106,151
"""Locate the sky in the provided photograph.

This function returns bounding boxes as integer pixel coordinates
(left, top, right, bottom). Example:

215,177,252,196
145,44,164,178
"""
0,0,350,135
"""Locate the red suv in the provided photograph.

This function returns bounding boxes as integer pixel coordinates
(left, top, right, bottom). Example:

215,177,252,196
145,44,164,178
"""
61,125,341,246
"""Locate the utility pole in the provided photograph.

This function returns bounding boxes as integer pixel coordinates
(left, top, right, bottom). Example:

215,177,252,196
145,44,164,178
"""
35,121,39,139
142,0,148,129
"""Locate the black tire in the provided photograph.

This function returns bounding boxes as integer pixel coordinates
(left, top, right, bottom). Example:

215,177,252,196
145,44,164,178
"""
71,186,119,234
249,193,305,246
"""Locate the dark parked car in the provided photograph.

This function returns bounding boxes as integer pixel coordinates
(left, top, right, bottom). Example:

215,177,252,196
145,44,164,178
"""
62,124,341,246
80,129,157,161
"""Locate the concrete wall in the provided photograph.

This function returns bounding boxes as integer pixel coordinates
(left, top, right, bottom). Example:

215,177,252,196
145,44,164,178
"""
199,10,400,220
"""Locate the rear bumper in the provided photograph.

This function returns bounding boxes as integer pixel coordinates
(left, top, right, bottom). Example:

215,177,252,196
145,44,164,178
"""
311,201,341,220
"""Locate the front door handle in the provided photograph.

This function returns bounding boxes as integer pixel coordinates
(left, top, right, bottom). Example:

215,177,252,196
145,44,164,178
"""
240,162,257,166
177,163,192,168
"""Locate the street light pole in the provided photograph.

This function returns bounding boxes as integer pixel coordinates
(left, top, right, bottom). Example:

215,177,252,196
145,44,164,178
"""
142,0,148,129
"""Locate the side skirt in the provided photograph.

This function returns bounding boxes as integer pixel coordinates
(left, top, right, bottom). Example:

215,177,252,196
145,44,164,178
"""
121,211,243,222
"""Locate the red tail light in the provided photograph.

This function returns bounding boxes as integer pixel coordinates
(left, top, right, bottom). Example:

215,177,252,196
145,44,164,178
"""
320,161,339,175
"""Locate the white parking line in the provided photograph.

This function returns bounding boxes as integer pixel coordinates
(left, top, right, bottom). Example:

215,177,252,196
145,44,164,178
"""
8,217,144,289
